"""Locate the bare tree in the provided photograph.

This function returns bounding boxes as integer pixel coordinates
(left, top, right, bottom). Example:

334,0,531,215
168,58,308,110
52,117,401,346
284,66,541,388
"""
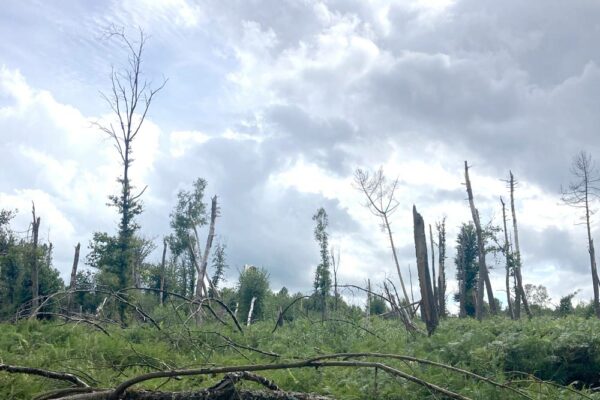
354,168,412,313
464,161,497,319
429,224,438,314
330,246,340,312
159,238,168,306
95,27,166,320
500,197,514,319
436,217,447,317
507,171,532,319
561,151,600,318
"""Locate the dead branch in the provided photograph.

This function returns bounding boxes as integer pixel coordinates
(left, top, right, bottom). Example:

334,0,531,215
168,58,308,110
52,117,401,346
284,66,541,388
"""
0,363,89,387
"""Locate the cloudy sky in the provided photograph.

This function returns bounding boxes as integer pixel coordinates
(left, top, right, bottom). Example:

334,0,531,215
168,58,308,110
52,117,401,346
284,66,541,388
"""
2,0,600,311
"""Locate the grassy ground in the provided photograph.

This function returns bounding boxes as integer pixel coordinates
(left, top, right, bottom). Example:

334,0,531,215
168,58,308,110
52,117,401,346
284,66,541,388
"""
1,315,600,399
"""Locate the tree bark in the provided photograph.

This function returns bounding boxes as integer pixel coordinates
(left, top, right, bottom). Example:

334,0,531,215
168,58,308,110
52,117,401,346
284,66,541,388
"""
412,206,438,335
458,243,467,318
159,239,167,306
67,243,81,312
196,196,218,300
509,172,532,319
247,296,257,326
500,198,514,320
436,219,446,317
464,161,496,320
429,224,438,315
30,203,41,318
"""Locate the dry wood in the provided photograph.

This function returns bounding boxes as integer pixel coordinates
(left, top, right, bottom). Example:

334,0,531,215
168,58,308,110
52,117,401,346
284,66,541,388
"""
500,197,515,319
464,161,497,319
159,239,167,306
67,243,81,312
509,171,532,319
412,206,438,335
0,363,89,387
30,202,41,318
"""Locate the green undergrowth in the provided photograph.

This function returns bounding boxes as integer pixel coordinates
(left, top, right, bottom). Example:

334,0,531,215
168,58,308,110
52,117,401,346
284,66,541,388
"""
1,316,600,399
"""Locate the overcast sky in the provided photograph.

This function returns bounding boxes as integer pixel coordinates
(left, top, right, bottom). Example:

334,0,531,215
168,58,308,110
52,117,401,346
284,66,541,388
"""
2,0,600,311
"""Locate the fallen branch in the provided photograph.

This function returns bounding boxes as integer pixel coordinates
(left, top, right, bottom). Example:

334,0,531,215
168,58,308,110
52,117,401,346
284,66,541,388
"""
0,363,89,387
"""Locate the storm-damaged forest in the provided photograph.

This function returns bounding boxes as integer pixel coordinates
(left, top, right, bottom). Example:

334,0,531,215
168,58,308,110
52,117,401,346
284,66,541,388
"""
4,4,600,400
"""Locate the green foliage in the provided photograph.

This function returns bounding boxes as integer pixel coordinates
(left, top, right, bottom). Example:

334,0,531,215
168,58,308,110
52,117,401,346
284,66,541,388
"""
169,178,207,256
312,207,331,315
454,222,478,316
209,242,227,296
237,266,270,323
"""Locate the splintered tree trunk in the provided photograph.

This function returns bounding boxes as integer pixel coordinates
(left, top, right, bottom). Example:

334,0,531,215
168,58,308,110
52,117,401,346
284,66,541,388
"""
67,243,81,312
196,196,218,300
437,219,447,317
30,204,41,318
464,161,497,319
500,198,514,320
247,297,257,326
383,214,412,314
509,172,532,319
429,224,438,315
159,239,167,306
412,206,438,335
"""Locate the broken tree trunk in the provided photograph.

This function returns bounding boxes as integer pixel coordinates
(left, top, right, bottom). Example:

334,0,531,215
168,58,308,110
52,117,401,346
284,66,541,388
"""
412,206,438,335
458,242,467,318
500,198,514,320
67,243,81,312
429,224,438,315
159,239,167,306
509,171,532,319
30,203,41,318
436,218,447,317
195,196,218,300
247,296,257,326
464,161,497,320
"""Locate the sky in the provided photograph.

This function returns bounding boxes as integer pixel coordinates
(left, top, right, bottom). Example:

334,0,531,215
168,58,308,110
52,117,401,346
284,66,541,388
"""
2,0,600,311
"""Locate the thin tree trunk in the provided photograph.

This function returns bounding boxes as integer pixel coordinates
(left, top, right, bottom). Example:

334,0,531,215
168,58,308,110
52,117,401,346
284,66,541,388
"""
584,177,600,318
196,196,218,300
159,239,167,306
30,203,41,318
464,161,496,319
509,172,532,319
67,243,81,312
437,219,447,317
383,214,412,314
500,198,514,320
408,265,415,305
366,279,371,319
412,206,438,335
247,297,256,326
429,224,438,314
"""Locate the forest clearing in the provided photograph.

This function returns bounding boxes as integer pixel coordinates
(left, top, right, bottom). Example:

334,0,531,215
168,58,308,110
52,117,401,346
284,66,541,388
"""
3,1,600,399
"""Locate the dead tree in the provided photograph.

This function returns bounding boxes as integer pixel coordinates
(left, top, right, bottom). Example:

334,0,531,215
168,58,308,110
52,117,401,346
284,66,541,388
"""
159,238,167,306
95,27,166,321
30,203,41,318
412,206,438,335
67,243,81,312
500,197,514,319
429,224,438,314
464,161,497,319
561,151,600,318
330,247,340,312
354,168,412,313
457,239,467,318
436,218,447,317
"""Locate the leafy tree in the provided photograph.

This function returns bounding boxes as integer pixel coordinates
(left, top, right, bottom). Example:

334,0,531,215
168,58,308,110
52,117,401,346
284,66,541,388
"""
209,242,227,297
312,207,331,319
557,291,578,317
455,223,479,317
237,266,269,323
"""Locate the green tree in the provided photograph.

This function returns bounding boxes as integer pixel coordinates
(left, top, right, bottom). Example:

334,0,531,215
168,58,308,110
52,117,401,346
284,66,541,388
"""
237,266,269,324
312,207,331,320
209,242,227,297
455,223,479,317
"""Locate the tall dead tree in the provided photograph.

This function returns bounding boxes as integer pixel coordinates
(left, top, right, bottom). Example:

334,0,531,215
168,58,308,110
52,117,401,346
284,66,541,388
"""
330,247,340,312
354,168,412,314
506,172,532,319
457,239,467,318
96,27,165,322
429,224,438,314
464,161,497,319
436,218,447,317
67,243,81,312
196,196,218,299
561,151,600,318
500,197,514,319
30,203,41,317
412,206,438,335
159,238,167,306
